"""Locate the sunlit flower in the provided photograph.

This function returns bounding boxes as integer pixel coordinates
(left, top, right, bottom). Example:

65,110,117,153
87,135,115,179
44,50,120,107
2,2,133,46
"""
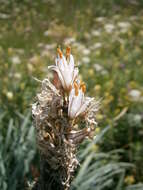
6,91,13,100
82,49,90,55
49,47,78,91
14,72,21,79
94,63,103,72
117,22,131,33
117,21,131,29
90,42,102,50
96,17,105,22
45,43,56,50
82,56,90,64
43,30,50,36
101,69,108,75
64,37,76,45
11,56,21,64
0,13,10,19
68,82,93,119
128,89,141,101
104,23,115,33
91,30,101,37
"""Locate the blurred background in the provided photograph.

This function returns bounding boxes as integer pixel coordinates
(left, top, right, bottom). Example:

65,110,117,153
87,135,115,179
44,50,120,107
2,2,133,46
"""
0,0,143,190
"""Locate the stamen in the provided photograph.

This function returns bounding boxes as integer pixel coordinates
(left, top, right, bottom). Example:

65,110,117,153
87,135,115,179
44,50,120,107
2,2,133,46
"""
66,46,71,59
74,82,79,96
80,82,86,93
57,48,63,58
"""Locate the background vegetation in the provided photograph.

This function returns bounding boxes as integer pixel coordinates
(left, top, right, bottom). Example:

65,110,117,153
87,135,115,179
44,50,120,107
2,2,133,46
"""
0,0,143,189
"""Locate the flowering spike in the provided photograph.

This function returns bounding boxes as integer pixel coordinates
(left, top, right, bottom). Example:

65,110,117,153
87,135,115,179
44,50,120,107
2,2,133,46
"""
33,46,99,190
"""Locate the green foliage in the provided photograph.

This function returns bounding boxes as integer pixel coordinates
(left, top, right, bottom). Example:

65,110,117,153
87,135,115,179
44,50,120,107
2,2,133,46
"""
72,126,142,190
0,112,36,190
125,183,143,190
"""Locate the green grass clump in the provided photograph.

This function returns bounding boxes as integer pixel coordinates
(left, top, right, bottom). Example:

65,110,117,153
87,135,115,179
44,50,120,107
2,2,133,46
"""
0,112,36,190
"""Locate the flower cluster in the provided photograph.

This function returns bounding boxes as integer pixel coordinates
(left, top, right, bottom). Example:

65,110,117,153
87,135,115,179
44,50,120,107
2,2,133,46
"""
49,47,98,123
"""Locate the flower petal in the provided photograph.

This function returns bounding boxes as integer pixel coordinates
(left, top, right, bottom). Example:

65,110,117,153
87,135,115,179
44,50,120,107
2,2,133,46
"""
69,54,74,71
61,68,73,89
68,90,84,118
76,97,93,117
58,55,68,71
71,68,79,84
68,88,75,116
48,65,66,89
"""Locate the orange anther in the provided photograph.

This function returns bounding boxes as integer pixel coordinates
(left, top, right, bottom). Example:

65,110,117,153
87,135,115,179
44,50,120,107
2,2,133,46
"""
74,82,79,96
80,82,86,93
57,48,63,58
66,46,71,59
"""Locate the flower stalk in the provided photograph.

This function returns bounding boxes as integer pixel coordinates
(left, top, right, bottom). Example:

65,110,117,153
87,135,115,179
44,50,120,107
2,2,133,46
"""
32,47,99,190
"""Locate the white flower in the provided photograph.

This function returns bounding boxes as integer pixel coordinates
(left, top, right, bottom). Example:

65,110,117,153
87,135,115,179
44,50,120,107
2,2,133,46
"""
90,43,102,50
117,22,131,29
82,49,90,55
68,82,93,119
117,22,131,33
82,56,90,64
43,30,49,36
45,43,56,50
96,17,105,22
101,69,108,75
129,89,141,101
93,63,103,72
6,91,13,100
0,13,10,19
64,37,76,45
11,56,21,64
104,24,115,33
91,30,101,37
14,73,21,79
49,47,78,91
